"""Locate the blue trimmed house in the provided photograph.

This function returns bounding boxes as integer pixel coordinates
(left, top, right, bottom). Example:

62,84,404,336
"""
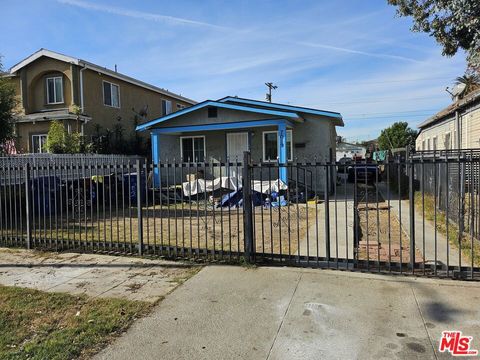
136,96,343,185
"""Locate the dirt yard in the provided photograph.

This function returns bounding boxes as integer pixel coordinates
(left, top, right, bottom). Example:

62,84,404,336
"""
356,185,423,265
10,203,318,258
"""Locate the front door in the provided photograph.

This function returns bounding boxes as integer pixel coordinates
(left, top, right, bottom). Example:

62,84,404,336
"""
226,132,249,161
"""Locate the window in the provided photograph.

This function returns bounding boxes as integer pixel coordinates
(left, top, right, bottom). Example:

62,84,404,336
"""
445,133,451,149
262,130,293,162
31,134,48,153
208,107,218,118
180,136,205,162
432,137,437,151
46,76,63,104
427,138,431,150
422,140,426,151
162,99,172,116
103,81,120,108
176,103,186,110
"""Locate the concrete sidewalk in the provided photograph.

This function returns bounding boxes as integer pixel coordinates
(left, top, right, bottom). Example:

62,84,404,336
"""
377,182,461,267
96,266,480,360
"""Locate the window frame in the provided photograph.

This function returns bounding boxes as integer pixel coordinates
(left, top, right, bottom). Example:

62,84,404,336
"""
444,132,451,150
31,134,48,153
180,135,206,162
162,99,172,116
262,130,293,162
45,76,64,104
102,80,121,108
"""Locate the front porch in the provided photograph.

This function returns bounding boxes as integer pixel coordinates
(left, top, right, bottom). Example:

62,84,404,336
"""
150,118,294,186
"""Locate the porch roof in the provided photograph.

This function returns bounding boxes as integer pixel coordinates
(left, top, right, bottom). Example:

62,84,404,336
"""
14,109,92,124
136,100,302,132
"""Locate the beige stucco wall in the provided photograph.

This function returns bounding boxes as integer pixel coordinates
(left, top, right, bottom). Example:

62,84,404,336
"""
82,68,191,139
23,57,74,114
15,120,79,153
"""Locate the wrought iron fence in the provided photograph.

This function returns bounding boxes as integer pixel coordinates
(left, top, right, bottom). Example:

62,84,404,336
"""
0,153,479,280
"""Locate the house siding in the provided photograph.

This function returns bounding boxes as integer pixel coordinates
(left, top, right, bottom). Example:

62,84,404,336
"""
416,105,480,150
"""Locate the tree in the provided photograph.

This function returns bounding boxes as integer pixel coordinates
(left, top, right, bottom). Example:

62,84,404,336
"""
0,57,16,152
455,72,480,97
378,122,417,151
388,0,480,71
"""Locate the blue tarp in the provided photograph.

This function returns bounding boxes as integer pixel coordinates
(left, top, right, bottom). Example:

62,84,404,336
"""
219,189,263,208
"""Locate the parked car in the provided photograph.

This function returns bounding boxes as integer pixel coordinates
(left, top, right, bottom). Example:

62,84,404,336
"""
347,163,380,183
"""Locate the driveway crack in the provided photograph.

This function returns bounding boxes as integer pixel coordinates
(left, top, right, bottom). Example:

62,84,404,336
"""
410,284,438,360
266,272,303,360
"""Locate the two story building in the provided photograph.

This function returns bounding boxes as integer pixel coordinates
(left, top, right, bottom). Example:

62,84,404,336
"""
4,49,195,153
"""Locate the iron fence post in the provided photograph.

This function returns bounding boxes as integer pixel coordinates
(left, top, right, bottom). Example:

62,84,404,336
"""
243,151,254,263
24,163,31,250
408,151,415,271
324,161,330,262
136,159,144,256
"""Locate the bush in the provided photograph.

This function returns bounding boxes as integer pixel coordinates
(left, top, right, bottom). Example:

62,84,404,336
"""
45,121,66,153
45,120,83,154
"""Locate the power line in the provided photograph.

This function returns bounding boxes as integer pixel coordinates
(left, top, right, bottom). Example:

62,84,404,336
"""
317,95,447,105
347,113,434,120
344,108,439,117
343,76,455,85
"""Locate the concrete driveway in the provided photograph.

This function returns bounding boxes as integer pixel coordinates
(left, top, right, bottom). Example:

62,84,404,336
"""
96,266,480,360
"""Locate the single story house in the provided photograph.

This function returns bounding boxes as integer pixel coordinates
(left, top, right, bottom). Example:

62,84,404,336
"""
416,88,480,151
136,96,343,186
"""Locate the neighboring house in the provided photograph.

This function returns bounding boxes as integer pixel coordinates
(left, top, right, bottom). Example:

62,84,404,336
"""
416,89,480,151
336,142,366,161
136,96,343,185
3,49,195,153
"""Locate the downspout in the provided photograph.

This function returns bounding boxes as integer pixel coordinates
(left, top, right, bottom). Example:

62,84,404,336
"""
79,64,87,113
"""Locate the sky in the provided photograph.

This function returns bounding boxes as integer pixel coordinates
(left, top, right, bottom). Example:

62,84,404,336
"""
0,0,467,141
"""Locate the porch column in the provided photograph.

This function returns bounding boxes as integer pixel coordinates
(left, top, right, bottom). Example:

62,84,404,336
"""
277,122,288,183
151,132,161,187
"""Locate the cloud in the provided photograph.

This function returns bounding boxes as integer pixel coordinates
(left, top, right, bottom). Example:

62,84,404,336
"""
296,41,423,63
56,0,230,31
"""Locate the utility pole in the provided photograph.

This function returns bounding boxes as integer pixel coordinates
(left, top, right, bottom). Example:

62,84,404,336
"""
265,82,277,102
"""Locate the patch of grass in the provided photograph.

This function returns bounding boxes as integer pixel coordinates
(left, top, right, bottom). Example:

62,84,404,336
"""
0,285,152,360
168,266,203,284
415,192,480,267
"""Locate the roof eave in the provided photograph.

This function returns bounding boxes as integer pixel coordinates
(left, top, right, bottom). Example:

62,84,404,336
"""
9,49,196,105
136,100,302,132
219,96,343,120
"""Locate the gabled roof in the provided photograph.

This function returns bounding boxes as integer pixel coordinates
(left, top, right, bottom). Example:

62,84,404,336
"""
218,96,344,125
136,100,302,131
8,49,196,105
418,88,480,129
